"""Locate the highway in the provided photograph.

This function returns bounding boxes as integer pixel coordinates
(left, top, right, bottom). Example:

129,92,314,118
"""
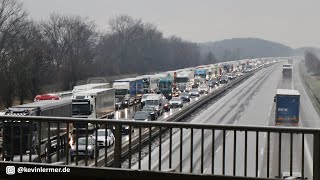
130,61,320,179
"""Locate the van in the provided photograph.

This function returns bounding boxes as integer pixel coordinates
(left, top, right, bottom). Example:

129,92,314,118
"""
144,94,165,116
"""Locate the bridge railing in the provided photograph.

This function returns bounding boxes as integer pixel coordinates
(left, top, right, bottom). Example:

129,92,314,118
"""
0,115,318,179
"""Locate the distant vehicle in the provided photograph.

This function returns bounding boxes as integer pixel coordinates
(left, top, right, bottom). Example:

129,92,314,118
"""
162,98,171,112
115,98,123,110
190,88,200,97
275,171,307,179
274,89,300,126
192,83,199,89
141,106,158,120
133,111,152,121
169,97,183,108
227,73,236,80
93,129,115,147
158,76,174,100
34,93,60,101
220,75,228,84
180,92,191,102
235,72,243,77
199,84,209,94
195,68,207,79
176,71,194,92
112,119,134,135
209,78,220,87
70,136,99,162
282,64,292,79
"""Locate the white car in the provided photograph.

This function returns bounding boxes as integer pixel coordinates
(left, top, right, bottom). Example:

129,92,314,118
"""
93,129,115,147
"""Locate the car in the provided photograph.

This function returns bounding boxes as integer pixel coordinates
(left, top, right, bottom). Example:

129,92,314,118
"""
190,88,200,97
220,75,228,84
209,78,220,87
162,98,171,112
235,72,243,77
179,92,191,102
275,172,308,179
115,98,123,110
169,97,183,108
141,106,158,120
227,73,236,80
34,93,60,101
133,111,152,121
70,136,99,162
198,84,209,94
192,83,199,89
112,119,134,134
93,129,115,147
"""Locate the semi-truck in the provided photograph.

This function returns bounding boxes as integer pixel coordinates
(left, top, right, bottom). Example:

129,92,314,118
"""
72,83,110,94
2,98,72,161
176,71,194,92
135,74,160,93
158,77,174,100
274,89,300,126
72,88,115,131
282,64,292,79
195,68,207,79
113,77,143,107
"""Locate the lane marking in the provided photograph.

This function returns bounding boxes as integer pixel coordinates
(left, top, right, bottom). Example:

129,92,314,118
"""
216,146,221,153
264,133,267,138
260,147,264,156
227,131,231,137
204,168,208,173
233,119,238,125
258,170,260,177
304,136,313,176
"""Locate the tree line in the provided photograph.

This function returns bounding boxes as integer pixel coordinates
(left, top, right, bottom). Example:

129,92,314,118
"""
0,0,216,107
305,51,320,75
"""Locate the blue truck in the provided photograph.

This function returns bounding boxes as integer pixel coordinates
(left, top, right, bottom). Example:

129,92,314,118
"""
113,77,144,107
274,89,300,126
195,69,207,79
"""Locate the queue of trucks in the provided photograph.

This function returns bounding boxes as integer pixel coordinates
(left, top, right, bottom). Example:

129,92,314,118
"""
0,57,293,162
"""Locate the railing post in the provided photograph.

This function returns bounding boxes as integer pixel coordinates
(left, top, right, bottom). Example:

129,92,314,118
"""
314,132,320,180
113,124,122,168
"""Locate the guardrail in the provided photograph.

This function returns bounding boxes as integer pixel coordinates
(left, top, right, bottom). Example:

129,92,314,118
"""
0,115,318,179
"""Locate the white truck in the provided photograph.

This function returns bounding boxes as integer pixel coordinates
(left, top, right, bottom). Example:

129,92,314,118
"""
176,71,194,92
72,88,115,131
113,78,143,107
72,83,110,94
135,74,161,93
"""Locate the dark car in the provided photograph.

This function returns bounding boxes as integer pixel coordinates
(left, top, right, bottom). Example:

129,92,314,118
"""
210,78,220,87
141,106,158,120
220,75,228,84
112,119,134,135
133,111,152,121
70,136,99,162
192,83,199,89
162,98,171,112
180,92,191,102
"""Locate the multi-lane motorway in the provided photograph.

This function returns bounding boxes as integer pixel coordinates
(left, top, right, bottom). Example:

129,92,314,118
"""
131,61,320,179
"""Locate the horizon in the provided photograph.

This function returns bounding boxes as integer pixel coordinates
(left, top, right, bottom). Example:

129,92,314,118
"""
22,0,320,49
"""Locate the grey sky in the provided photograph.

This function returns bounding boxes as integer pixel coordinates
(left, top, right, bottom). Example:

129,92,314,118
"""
23,0,320,48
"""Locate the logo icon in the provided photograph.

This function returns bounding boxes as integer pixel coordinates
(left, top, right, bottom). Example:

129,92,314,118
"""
6,166,15,175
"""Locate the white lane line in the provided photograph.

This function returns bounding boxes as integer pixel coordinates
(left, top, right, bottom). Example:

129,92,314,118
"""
260,147,264,156
227,131,231,137
264,133,267,138
233,119,238,125
216,146,221,153
204,168,208,173
258,170,260,177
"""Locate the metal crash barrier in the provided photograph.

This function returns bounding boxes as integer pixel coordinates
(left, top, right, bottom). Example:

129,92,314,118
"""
0,115,318,179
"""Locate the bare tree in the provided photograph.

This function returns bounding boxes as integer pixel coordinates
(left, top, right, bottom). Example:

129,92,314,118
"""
41,13,98,90
0,0,27,107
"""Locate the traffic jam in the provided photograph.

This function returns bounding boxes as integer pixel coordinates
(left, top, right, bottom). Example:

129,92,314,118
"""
0,58,272,163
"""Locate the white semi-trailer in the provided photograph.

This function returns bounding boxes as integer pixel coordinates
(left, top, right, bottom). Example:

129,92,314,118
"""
72,83,110,94
2,98,72,161
176,71,194,91
72,88,115,131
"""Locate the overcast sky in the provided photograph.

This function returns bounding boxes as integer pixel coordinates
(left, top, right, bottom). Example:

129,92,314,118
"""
23,0,320,48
